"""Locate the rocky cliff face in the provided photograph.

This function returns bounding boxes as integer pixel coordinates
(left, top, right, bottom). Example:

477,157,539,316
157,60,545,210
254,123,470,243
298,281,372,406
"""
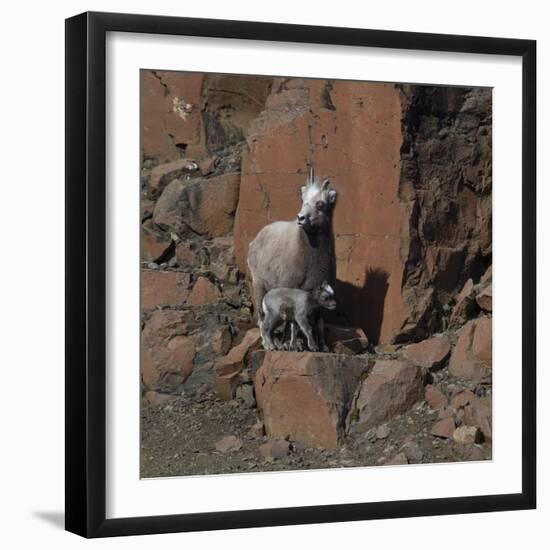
139,71,492,475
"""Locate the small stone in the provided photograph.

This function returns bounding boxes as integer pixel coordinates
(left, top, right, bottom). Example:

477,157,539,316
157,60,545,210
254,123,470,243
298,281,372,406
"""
215,435,243,453
431,417,456,439
386,452,408,465
214,371,241,401
292,441,309,453
376,424,391,439
451,390,476,410
438,406,456,420
453,425,482,445
236,384,256,408
476,284,492,312
425,385,448,410
144,391,175,406
401,441,424,463
260,439,291,460
248,420,264,438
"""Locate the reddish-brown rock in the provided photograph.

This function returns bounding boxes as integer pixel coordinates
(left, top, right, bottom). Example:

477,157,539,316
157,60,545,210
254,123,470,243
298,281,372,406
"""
255,352,367,449
153,173,240,238
141,70,205,162
215,372,241,401
141,310,196,389
402,334,451,370
260,439,291,460
463,395,492,442
431,417,456,439
325,325,369,354
148,158,199,195
141,271,190,310
480,265,492,285
144,391,175,406
449,278,477,328
186,276,221,306
211,326,233,355
476,284,492,312
349,360,424,432
216,328,261,377
453,425,482,445
385,452,409,465
214,435,243,453
450,390,476,410
425,385,448,410
449,317,492,382
141,224,173,263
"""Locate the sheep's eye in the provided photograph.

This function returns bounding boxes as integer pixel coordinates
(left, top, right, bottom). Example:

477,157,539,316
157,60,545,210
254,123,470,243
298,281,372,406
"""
316,201,325,211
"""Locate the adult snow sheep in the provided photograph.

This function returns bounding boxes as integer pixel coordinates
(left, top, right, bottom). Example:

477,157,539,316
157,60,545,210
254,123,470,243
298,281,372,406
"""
247,169,337,351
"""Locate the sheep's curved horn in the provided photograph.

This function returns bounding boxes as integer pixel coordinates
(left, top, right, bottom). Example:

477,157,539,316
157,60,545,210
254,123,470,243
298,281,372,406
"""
321,178,331,189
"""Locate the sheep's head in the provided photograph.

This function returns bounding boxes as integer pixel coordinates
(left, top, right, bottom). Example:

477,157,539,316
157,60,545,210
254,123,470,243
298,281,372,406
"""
297,172,337,233
315,281,337,310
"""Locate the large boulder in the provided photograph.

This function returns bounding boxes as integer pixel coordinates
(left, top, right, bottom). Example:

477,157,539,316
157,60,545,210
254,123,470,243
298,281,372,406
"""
186,276,221,306
141,310,196,389
348,359,424,432
255,352,367,449
449,317,492,382
153,172,240,238
215,328,261,400
463,395,492,442
141,271,190,310
402,334,451,370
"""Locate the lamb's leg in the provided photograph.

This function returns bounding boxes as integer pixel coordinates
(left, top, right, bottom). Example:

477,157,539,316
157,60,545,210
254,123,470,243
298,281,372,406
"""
297,317,318,352
317,315,329,352
289,322,298,351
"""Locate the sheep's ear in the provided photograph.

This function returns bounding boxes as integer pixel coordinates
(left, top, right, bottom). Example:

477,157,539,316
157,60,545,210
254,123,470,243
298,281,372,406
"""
300,185,307,195
327,188,337,203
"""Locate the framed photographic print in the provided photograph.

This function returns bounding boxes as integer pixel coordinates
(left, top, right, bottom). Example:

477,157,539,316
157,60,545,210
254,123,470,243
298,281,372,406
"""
65,11,536,538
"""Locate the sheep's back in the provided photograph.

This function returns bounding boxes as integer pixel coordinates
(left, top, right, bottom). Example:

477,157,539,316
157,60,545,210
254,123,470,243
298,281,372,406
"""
248,221,306,289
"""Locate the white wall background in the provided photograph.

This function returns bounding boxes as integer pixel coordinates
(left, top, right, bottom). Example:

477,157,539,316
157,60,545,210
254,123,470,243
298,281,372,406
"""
0,1,546,547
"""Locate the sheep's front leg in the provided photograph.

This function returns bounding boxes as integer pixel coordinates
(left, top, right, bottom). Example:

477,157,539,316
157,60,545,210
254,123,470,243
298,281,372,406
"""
317,315,329,352
251,279,266,322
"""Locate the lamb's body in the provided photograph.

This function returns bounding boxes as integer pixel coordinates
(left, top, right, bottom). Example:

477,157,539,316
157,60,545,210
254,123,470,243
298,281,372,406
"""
260,284,336,351
247,173,338,351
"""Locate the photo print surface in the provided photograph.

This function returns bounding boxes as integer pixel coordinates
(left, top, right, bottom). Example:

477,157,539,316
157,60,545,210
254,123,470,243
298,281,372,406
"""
140,71,492,478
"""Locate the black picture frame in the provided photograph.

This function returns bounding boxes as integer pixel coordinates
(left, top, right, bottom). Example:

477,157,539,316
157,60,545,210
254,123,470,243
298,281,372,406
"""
65,11,537,538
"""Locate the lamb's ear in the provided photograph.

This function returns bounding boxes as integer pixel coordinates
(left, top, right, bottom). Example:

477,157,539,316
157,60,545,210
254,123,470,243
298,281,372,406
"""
327,187,337,204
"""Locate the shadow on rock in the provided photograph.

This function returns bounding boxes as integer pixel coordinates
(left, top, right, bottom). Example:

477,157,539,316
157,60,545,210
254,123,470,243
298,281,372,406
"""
326,268,389,346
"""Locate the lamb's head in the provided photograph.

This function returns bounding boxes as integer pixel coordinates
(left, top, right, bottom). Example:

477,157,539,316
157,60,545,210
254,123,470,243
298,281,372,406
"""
314,281,337,311
297,173,337,233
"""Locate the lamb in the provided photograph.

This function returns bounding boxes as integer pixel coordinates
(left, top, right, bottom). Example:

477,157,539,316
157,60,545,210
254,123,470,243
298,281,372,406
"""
247,168,337,350
260,282,337,351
